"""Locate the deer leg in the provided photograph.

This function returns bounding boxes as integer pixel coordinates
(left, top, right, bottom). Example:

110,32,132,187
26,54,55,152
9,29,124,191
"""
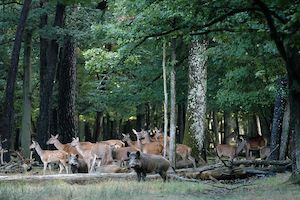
48,163,52,173
0,150,3,165
90,155,97,173
58,163,63,174
246,148,250,160
188,155,196,168
43,162,48,175
61,160,68,174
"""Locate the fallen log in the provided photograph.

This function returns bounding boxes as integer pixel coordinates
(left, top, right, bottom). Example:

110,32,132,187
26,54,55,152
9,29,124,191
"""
232,159,292,167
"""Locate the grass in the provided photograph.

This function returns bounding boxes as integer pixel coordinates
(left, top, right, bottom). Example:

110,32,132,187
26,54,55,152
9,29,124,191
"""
0,172,299,200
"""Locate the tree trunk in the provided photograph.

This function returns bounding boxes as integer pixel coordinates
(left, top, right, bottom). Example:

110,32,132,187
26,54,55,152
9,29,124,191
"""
58,37,77,144
1,0,32,161
49,108,58,136
169,38,177,167
279,100,290,160
162,40,168,157
286,47,300,175
136,104,146,131
37,2,65,149
247,114,258,137
223,112,232,144
177,103,185,144
183,40,208,158
84,122,92,142
269,78,287,160
20,30,32,158
93,111,103,142
212,111,219,146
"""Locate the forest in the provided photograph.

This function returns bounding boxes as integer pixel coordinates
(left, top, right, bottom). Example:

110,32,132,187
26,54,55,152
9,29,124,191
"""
0,0,300,189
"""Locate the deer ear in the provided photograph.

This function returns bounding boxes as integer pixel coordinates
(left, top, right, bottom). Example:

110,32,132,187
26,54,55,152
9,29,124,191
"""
132,129,137,134
136,151,140,158
55,134,59,139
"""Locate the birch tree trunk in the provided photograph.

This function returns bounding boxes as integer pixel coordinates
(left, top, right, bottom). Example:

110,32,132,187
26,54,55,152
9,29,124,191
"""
169,39,176,166
162,40,168,158
183,40,208,156
20,30,32,158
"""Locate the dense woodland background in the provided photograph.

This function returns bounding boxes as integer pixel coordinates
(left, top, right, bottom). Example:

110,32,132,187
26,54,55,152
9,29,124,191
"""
0,0,300,178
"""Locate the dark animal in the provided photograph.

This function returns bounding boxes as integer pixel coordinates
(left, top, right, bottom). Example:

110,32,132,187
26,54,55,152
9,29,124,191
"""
68,154,88,173
127,151,174,182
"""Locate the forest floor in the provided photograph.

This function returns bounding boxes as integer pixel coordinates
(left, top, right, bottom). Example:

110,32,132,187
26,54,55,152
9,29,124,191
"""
0,170,299,200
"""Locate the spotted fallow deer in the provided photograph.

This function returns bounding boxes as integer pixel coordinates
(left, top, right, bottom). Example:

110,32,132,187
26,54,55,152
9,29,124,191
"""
29,140,68,175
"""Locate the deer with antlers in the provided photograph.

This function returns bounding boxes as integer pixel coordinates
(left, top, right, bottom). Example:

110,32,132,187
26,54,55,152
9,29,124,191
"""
29,141,68,175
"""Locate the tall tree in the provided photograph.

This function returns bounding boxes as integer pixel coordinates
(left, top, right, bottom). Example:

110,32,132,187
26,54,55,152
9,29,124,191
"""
37,2,65,148
270,78,287,160
184,40,208,156
1,0,32,161
58,36,78,143
20,30,33,158
162,40,168,157
169,38,177,166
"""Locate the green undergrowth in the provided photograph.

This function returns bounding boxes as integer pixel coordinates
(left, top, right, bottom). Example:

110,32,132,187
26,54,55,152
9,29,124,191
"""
0,173,299,200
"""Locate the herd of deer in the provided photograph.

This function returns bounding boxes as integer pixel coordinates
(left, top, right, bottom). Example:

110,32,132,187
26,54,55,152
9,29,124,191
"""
28,127,270,176
216,135,270,161
29,128,197,175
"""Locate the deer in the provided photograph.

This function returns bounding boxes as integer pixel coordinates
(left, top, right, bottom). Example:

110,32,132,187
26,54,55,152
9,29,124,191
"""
102,139,125,148
110,145,138,167
46,134,91,173
133,129,163,155
29,141,68,175
242,135,267,159
122,133,140,149
216,138,247,161
46,134,85,156
152,128,197,168
70,137,112,173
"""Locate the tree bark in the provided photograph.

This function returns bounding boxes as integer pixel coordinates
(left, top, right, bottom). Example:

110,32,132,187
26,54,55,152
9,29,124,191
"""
223,111,232,144
37,2,65,149
136,104,146,131
93,111,104,142
279,100,290,160
269,78,287,160
20,30,33,158
169,38,177,167
177,103,185,144
162,40,168,157
286,47,300,175
1,0,32,161
183,40,208,157
212,111,219,146
58,37,77,144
